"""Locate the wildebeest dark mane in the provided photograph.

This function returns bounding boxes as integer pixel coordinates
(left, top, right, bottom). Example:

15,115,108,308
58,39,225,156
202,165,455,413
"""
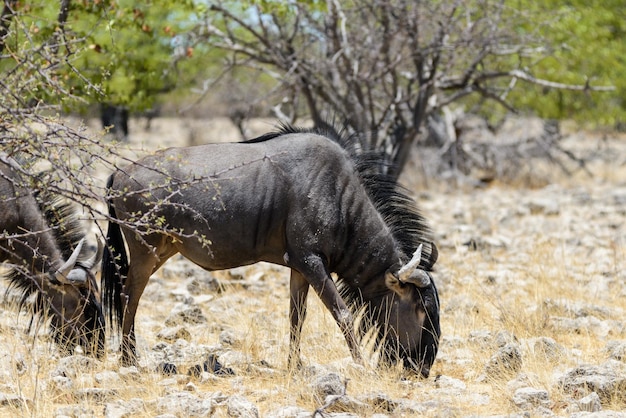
247,122,435,271
4,192,88,317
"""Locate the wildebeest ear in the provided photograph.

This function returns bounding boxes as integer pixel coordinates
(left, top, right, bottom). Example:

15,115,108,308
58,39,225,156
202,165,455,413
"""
385,271,411,298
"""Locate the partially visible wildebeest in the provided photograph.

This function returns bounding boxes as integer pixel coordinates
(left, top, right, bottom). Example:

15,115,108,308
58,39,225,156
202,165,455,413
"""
100,103,129,141
0,154,105,356
102,124,440,377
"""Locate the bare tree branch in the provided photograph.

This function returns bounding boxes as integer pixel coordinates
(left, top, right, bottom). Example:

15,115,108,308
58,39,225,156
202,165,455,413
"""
0,0,17,56
508,69,614,92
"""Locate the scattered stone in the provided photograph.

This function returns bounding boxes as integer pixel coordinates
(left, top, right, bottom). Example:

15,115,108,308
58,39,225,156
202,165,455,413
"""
558,361,626,402
548,316,616,338
104,398,145,418
155,392,214,417
468,329,493,347
51,375,73,393
158,326,192,342
227,395,259,418
226,267,245,281
527,198,560,216
188,275,221,294
310,372,346,400
462,236,509,251
158,377,179,388
359,392,397,413
95,370,122,387
51,355,101,378
217,350,250,371
265,405,310,418
55,405,95,417
445,296,480,319
506,373,539,393
604,340,626,361
512,387,550,410
75,387,119,402
569,412,626,418
165,305,207,326
434,375,466,392
485,343,523,376
543,299,614,319
219,329,242,347
160,262,197,280
75,373,96,388
118,366,141,380
532,336,566,363
0,392,30,408
246,361,279,377
494,330,519,347
317,394,369,414
393,399,429,415
578,391,602,412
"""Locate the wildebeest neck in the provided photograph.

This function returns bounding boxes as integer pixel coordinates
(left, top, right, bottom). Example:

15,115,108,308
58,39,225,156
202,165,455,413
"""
328,190,399,294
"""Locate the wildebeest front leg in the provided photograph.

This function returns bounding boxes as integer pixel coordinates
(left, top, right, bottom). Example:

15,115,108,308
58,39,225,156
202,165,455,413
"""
296,255,362,363
289,269,309,369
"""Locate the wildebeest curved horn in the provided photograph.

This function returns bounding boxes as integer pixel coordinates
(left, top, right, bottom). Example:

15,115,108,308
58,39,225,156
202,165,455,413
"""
83,236,104,270
398,244,431,287
398,244,422,280
401,269,431,287
55,238,85,283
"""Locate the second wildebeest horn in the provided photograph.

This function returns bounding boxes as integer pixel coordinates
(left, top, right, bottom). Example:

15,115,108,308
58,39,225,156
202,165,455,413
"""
398,244,431,287
55,238,85,284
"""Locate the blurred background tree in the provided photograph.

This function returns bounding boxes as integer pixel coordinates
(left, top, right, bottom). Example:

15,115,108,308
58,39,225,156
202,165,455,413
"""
0,0,622,180
186,0,617,178
0,0,210,140
511,0,625,127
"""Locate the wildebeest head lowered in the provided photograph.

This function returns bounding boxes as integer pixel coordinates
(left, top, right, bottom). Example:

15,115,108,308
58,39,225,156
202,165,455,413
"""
0,155,105,357
102,124,440,377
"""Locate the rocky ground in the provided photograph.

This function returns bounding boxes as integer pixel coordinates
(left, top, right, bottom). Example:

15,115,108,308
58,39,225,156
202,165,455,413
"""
0,118,625,417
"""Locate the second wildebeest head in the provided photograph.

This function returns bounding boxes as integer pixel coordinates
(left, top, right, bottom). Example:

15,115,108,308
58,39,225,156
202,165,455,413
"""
0,156,105,357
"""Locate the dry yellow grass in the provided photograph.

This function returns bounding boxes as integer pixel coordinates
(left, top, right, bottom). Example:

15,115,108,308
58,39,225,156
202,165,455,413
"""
0,118,625,417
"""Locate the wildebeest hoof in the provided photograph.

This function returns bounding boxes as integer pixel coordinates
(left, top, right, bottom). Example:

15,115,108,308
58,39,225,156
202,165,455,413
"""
156,362,178,375
203,354,235,376
187,364,204,378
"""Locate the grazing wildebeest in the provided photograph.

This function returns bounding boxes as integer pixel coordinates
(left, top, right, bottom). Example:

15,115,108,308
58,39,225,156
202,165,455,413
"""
0,155,104,356
102,124,440,377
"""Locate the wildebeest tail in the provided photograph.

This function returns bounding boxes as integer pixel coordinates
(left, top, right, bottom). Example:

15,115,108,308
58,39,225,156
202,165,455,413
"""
101,174,128,334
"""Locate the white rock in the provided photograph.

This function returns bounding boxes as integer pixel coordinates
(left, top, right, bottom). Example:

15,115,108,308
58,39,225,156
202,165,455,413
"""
578,391,602,412
227,395,259,418
512,387,550,410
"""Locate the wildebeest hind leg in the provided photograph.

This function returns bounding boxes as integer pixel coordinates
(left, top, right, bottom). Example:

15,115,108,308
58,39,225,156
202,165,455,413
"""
288,269,309,370
120,237,177,365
